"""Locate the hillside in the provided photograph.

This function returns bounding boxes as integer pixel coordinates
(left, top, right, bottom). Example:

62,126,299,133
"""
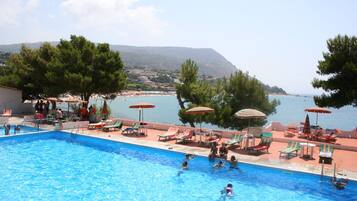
0,42,287,94
0,42,237,77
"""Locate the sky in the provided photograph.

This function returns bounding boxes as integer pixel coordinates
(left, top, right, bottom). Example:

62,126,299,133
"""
0,0,356,95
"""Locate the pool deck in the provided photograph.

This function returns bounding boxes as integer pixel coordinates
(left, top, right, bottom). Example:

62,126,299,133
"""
6,117,357,181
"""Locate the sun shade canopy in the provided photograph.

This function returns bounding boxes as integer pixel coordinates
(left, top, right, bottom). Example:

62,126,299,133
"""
234,109,266,119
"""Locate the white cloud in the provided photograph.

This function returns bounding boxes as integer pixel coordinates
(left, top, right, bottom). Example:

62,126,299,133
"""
0,0,40,27
60,0,166,36
25,0,40,10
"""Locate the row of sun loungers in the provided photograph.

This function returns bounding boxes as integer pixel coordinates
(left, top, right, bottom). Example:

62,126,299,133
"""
86,122,335,162
158,127,194,144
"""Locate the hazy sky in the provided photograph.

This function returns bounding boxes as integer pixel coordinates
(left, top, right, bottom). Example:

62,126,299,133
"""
0,0,356,94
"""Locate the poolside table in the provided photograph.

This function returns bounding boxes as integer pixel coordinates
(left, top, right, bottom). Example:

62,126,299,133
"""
242,134,255,149
299,142,316,160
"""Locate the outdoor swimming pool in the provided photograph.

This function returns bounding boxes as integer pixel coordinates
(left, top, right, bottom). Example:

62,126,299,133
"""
0,131,356,201
0,125,40,135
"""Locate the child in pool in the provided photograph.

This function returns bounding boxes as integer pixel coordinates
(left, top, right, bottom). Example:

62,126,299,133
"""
213,160,224,169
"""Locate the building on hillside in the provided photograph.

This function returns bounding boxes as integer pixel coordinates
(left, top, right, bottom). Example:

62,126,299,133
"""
0,86,33,114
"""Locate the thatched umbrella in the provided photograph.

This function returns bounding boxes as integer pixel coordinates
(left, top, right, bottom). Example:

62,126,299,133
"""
234,108,266,133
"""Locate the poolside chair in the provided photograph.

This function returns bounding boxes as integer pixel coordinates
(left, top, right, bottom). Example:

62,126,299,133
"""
158,127,179,141
224,134,243,148
317,134,337,144
279,141,301,158
319,143,334,164
88,120,108,130
175,129,194,144
248,137,272,154
285,128,298,137
122,122,141,135
260,132,273,138
102,120,123,132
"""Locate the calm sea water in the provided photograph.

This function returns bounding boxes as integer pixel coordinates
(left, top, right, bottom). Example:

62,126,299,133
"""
0,132,355,201
90,95,357,131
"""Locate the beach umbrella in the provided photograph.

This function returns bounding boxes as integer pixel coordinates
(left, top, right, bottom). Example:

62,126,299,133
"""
60,96,87,117
46,97,62,110
129,102,155,122
302,114,311,134
46,97,62,102
185,106,214,115
304,107,331,126
185,106,214,143
185,106,214,130
234,108,266,133
185,106,214,128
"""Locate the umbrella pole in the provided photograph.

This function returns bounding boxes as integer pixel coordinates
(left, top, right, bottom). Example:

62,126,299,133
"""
141,108,144,122
138,109,141,122
316,113,318,126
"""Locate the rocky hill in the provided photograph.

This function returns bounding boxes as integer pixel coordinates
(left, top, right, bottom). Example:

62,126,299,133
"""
0,42,237,77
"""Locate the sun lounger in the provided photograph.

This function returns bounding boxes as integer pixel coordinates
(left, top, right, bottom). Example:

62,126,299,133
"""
176,129,194,144
318,134,337,143
248,137,272,154
279,141,301,158
88,121,107,130
158,127,179,141
319,143,334,164
102,120,122,132
224,134,243,148
122,122,141,135
260,132,273,138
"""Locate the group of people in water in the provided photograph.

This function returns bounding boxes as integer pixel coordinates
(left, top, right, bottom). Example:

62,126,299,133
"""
179,143,239,197
3,124,20,135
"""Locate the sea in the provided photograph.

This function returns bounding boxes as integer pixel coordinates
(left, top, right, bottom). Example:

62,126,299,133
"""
90,95,357,131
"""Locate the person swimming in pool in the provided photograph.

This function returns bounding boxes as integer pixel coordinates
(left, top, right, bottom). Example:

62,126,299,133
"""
4,124,10,135
182,160,189,170
14,125,20,134
229,155,238,169
224,182,233,197
220,182,234,198
185,153,194,161
213,160,225,169
332,174,348,190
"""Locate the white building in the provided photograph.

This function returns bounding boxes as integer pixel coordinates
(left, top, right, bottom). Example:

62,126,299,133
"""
0,86,33,114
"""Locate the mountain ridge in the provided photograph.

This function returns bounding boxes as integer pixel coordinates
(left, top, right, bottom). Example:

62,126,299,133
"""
0,42,237,77
0,42,287,94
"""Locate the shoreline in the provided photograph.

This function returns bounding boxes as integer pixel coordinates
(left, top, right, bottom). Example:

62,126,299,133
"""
115,90,290,97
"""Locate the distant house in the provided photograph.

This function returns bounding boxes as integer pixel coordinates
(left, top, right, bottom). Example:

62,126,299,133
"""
0,86,33,114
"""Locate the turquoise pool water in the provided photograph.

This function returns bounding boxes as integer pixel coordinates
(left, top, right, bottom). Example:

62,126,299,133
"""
0,125,40,135
0,131,356,200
